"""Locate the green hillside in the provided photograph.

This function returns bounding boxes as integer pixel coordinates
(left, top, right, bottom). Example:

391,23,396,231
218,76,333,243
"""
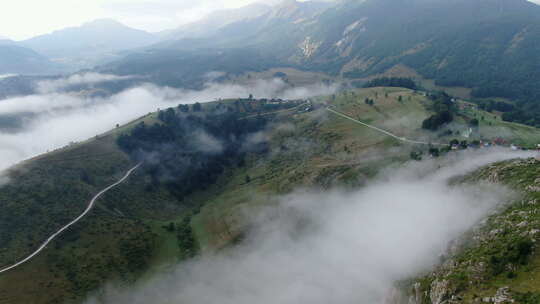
396,158,540,303
0,87,539,304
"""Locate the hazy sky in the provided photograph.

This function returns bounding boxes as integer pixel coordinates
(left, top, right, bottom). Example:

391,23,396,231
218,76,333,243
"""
1,0,539,40
0,0,285,40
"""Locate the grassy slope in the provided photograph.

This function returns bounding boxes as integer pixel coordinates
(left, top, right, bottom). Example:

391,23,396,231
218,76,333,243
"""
0,87,539,304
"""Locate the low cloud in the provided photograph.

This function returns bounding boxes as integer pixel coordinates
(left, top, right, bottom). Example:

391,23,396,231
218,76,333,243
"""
0,74,17,80
84,149,533,304
191,130,224,154
203,71,226,82
0,75,337,171
36,73,136,94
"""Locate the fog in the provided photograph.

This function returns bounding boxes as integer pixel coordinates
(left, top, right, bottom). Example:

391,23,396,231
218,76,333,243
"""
85,149,533,304
36,73,136,94
0,74,18,80
0,74,337,171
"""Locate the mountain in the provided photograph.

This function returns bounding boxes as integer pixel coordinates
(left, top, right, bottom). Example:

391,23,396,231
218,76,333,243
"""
296,0,540,125
0,45,62,75
21,19,159,70
157,3,272,41
100,0,335,88
105,0,540,126
154,0,334,50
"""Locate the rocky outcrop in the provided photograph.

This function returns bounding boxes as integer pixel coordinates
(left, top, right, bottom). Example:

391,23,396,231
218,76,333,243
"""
430,280,450,304
482,287,515,303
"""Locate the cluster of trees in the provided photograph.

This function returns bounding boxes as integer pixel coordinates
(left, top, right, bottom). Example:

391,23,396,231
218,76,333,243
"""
476,100,515,113
117,104,269,200
422,92,455,130
501,103,540,127
364,98,375,106
364,77,417,90
177,215,198,259
489,238,534,277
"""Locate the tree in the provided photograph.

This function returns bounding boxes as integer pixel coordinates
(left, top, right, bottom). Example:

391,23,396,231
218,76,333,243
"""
178,104,189,112
398,95,403,102
193,102,202,112
248,94,254,100
245,175,251,184
470,118,479,127
422,110,453,130
410,151,423,161
166,222,175,232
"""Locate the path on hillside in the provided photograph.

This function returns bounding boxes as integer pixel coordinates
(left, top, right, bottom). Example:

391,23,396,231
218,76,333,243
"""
0,163,142,275
327,108,446,146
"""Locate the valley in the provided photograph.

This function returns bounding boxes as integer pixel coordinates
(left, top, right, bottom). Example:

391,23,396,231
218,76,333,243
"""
1,0,540,303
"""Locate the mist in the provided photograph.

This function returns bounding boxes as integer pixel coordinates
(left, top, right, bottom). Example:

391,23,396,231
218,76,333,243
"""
0,74,17,80
0,74,338,171
36,73,136,94
84,149,533,304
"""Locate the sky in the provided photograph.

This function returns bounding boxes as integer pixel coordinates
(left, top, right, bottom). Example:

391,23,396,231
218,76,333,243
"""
0,0,290,40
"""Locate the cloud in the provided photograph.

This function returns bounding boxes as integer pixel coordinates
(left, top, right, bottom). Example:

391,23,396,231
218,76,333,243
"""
83,149,533,304
191,130,224,154
36,73,135,94
203,71,226,82
0,74,337,172
0,74,17,80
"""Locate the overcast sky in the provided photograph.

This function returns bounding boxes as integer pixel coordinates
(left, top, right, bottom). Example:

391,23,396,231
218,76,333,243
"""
0,0,287,40
1,0,539,40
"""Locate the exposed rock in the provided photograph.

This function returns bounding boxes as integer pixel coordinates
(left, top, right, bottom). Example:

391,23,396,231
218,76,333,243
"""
490,287,515,303
413,282,423,304
298,36,321,58
517,221,529,228
430,279,450,304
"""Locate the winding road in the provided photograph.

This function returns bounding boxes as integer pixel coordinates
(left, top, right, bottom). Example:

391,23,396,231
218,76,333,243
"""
0,163,141,275
327,107,447,146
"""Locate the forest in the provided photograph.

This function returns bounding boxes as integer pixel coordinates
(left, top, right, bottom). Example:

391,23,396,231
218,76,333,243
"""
117,102,270,200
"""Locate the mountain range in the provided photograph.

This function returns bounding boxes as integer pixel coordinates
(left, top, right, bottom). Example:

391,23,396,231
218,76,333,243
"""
19,19,159,70
100,0,540,126
0,44,62,75
1,0,540,124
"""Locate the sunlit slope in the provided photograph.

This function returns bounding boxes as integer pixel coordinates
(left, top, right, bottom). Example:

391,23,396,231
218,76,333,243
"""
0,87,539,304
